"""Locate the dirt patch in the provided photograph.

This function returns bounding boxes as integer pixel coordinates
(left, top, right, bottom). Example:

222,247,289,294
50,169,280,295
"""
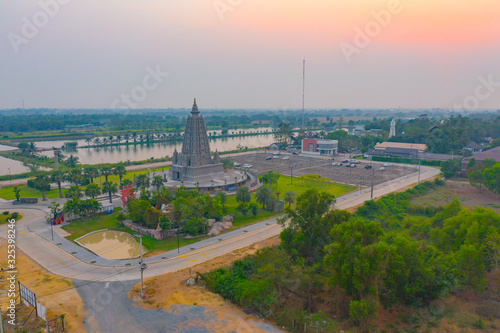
129,236,282,332
411,180,500,212
0,238,86,332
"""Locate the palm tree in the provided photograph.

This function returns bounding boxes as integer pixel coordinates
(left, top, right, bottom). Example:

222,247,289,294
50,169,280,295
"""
66,168,82,185
83,165,99,183
152,175,164,191
139,134,144,143
102,181,118,203
236,186,251,203
216,191,228,209
283,191,296,208
123,133,131,144
121,179,133,187
85,137,93,146
66,155,79,168
34,174,50,201
113,162,127,184
65,185,83,200
136,174,150,188
93,137,101,146
85,183,101,199
132,132,137,144
50,170,66,198
100,165,113,182
116,135,122,144
255,185,273,209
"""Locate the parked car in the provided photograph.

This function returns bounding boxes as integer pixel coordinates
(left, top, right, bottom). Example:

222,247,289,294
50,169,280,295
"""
292,152,299,155
345,164,351,167
342,160,349,163
266,156,272,160
273,155,279,159
364,165,372,169
379,167,385,171
283,156,289,160
273,152,280,156
243,164,252,169
351,164,357,168
383,163,389,167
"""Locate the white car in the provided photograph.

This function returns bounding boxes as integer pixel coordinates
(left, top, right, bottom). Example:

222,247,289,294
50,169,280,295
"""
383,163,389,167
273,155,279,159
243,164,252,169
379,167,385,171
234,162,241,167
283,156,289,160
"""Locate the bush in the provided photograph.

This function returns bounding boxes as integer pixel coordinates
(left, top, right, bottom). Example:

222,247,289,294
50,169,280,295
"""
2,211,9,215
116,213,125,222
11,212,19,219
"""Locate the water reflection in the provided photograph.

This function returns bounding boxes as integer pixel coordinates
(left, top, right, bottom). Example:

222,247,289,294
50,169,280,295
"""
40,134,276,165
77,230,147,260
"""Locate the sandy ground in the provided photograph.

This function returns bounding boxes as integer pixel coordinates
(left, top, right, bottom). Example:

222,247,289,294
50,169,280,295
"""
0,238,86,332
129,236,282,333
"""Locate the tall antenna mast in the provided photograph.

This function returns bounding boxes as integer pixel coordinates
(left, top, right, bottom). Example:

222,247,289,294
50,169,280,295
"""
302,58,305,137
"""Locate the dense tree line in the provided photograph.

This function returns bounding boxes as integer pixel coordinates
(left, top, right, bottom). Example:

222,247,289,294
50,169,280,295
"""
203,179,500,331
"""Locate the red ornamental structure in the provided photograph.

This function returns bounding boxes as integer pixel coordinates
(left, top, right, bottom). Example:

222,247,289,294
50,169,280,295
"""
120,184,134,208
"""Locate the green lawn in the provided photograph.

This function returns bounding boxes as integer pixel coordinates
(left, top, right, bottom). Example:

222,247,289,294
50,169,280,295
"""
274,175,357,197
0,213,23,224
0,166,168,200
0,186,67,200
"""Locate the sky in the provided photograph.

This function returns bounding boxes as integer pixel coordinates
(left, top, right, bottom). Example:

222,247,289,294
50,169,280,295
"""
1,0,499,110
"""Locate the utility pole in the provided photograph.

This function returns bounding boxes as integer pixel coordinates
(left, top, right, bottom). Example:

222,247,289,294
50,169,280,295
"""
418,160,421,184
135,232,147,298
290,166,294,185
302,58,305,139
370,166,375,200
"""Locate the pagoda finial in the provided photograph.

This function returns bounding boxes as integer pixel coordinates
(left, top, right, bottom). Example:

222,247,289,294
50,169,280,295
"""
194,98,197,106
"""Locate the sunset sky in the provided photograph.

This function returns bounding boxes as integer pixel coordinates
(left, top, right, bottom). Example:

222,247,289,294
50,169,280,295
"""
1,0,499,110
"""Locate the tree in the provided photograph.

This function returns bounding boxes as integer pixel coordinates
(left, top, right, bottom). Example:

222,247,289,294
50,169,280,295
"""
13,186,21,202
66,168,82,185
34,174,50,201
50,170,66,198
441,158,461,178
255,185,274,209
484,163,500,194
66,155,79,168
258,170,280,187
237,203,249,216
468,166,485,191
126,199,151,224
85,183,101,199
136,174,150,188
236,186,251,203
83,165,99,183
48,202,62,220
65,185,83,200
152,175,163,191
249,202,258,216
100,165,113,182
216,191,227,208
102,181,118,203
17,142,30,155
221,158,235,171
113,162,127,184
283,191,296,208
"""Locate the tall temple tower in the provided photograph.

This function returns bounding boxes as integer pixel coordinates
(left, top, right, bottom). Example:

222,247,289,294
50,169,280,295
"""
169,99,225,181
389,118,396,138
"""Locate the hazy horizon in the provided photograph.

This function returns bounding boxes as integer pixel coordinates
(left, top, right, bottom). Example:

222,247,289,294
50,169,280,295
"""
1,0,499,110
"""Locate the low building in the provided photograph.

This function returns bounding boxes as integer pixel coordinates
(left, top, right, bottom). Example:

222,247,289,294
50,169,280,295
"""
374,142,427,152
367,147,418,159
301,139,338,156
463,141,482,153
269,142,283,150
462,146,500,175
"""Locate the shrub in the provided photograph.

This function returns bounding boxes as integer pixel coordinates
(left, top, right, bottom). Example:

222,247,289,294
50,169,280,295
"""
2,211,9,215
11,212,19,219
116,213,125,222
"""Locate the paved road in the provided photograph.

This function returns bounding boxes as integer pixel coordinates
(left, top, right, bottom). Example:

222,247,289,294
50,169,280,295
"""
0,165,440,283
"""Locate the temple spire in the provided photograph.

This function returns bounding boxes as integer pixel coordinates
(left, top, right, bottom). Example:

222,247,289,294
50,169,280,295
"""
191,98,200,115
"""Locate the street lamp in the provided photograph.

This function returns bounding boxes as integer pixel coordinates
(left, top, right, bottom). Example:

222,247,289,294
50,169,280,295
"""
289,165,294,184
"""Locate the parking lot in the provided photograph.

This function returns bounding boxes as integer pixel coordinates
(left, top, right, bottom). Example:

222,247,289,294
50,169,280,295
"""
233,152,419,187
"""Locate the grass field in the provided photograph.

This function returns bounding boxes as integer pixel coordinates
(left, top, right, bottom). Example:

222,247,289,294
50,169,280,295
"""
0,213,23,224
0,167,168,200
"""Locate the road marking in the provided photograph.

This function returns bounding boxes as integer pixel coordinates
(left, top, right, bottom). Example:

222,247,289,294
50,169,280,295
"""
19,231,25,234
188,259,197,262
178,255,187,258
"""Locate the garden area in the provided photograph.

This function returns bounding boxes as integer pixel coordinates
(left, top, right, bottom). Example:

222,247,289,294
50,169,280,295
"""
0,211,22,224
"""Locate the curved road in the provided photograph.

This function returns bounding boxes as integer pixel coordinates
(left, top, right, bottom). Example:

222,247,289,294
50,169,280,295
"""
0,165,439,282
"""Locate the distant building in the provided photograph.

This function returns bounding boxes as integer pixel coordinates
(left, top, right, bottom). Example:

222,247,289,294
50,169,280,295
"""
353,125,383,137
389,119,396,138
463,141,482,153
462,146,500,176
374,142,427,152
367,147,418,159
269,142,283,150
301,139,338,156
